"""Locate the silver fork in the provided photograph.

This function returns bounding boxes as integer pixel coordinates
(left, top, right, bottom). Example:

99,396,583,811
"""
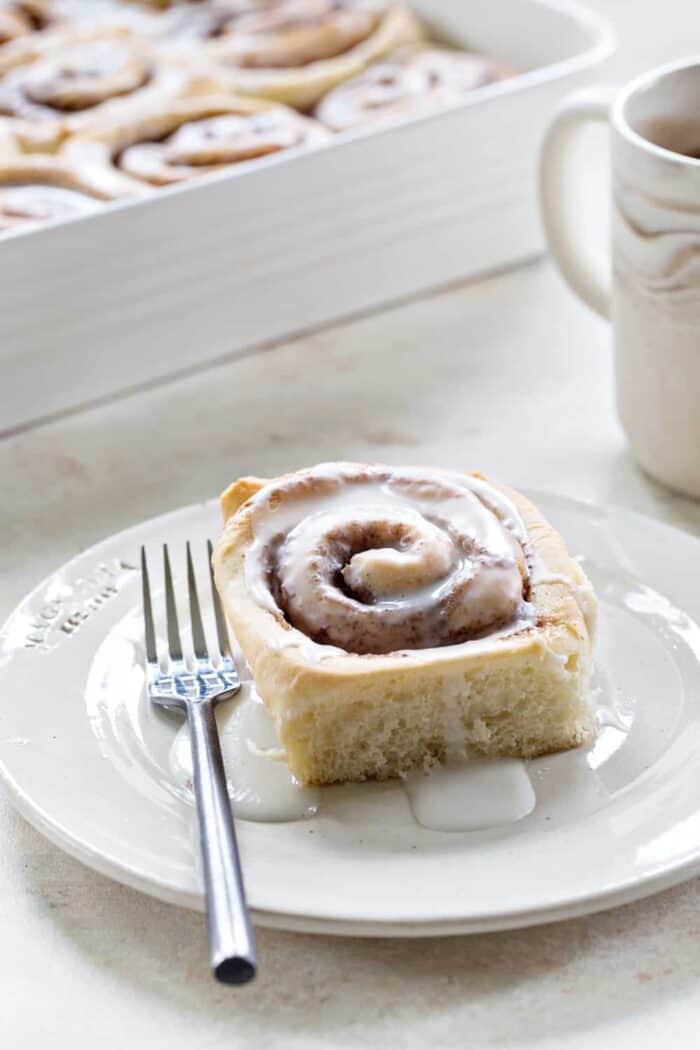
141,540,257,985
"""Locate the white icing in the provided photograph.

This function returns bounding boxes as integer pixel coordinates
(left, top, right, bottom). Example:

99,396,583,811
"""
170,682,320,823
403,757,536,832
243,463,536,656
167,687,625,831
596,704,632,734
266,615,541,668
245,740,287,761
339,509,455,599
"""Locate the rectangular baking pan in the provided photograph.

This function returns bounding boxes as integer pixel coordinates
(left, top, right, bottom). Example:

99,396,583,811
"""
0,0,614,433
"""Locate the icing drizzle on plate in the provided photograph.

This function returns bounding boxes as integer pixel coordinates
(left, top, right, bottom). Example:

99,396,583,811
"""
168,682,629,833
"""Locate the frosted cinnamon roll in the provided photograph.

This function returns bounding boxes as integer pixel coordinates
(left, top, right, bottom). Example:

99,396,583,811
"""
316,46,513,131
198,1,425,110
0,39,154,117
62,92,329,190
0,30,206,149
0,154,130,232
213,463,597,785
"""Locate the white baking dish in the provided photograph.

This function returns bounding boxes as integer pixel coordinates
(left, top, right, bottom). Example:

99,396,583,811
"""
0,0,614,433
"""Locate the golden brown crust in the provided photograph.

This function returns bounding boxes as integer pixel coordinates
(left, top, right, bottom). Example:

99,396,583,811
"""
221,475,268,521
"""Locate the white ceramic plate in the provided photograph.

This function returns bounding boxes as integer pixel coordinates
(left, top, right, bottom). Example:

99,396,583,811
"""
1,493,699,937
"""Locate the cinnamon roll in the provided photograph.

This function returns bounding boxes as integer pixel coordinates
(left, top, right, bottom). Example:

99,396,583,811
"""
213,463,597,786
62,92,330,190
316,45,513,131
197,1,425,110
0,29,204,148
0,153,132,231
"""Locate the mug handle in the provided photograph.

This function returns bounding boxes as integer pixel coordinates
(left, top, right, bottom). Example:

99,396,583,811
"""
539,84,619,319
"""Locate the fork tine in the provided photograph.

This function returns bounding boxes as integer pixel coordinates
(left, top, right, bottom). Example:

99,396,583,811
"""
207,539,231,658
163,544,184,662
141,546,158,665
187,542,208,661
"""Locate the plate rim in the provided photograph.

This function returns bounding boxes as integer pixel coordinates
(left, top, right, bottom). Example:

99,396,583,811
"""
2,491,700,936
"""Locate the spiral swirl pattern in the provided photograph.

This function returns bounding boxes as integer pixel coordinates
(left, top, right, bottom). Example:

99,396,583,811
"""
0,39,151,119
118,104,323,182
316,46,511,131
209,0,384,69
246,464,532,655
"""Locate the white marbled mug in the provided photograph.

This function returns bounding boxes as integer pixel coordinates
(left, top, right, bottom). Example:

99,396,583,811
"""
540,59,700,499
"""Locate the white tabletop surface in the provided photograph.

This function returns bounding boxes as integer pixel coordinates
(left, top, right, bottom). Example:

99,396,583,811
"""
4,2,700,1046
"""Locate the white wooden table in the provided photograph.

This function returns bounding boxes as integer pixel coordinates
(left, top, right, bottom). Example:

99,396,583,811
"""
3,3,700,1046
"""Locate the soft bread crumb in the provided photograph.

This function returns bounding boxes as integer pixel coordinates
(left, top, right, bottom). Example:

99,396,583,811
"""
278,650,594,785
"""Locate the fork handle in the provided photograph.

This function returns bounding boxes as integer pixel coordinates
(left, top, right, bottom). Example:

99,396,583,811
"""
187,698,257,984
